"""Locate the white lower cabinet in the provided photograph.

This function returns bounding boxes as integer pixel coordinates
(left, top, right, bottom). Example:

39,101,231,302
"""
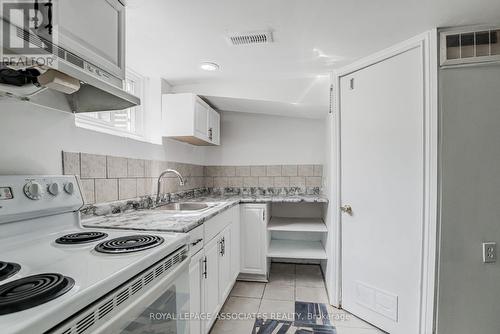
204,236,221,331
189,250,205,334
230,213,241,281
189,206,240,334
240,204,270,277
218,224,232,302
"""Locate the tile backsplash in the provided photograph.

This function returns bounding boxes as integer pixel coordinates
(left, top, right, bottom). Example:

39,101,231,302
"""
204,165,323,189
62,152,205,205
63,151,324,205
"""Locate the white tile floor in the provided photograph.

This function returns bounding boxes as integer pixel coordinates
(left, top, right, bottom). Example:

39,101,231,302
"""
210,263,385,334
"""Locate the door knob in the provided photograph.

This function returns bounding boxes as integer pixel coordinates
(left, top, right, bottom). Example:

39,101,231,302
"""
341,205,353,215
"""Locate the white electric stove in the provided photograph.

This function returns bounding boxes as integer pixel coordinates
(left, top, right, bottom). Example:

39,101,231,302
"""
0,175,190,334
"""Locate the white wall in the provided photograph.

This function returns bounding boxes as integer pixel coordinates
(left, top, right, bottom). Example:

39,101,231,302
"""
0,92,325,175
0,99,207,175
204,111,325,166
436,64,500,334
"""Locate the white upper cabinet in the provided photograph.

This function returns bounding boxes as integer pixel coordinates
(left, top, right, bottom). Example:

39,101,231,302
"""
208,108,220,145
194,101,210,141
162,93,221,146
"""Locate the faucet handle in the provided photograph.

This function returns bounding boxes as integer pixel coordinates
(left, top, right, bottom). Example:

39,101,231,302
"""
181,177,188,186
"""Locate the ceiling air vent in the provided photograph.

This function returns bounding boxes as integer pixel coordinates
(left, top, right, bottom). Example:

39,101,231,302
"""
440,26,500,66
227,30,273,46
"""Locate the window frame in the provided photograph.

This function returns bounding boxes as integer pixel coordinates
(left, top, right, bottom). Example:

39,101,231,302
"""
75,69,146,141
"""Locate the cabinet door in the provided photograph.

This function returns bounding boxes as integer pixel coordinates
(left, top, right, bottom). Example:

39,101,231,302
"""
189,250,205,334
194,101,209,141
240,205,267,275
204,237,220,331
208,109,220,145
218,226,232,302
230,213,241,281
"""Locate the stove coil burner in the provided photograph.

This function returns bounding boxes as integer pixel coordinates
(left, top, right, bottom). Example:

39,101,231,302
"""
56,231,108,244
0,261,21,282
0,273,74,315
95,235,164,254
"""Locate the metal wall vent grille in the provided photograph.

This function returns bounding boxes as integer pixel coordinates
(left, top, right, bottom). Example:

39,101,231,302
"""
440,27,500,66
227,30,273,46
51,246,188,334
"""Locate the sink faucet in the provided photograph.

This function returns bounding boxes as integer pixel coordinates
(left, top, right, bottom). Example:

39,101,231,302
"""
156,169,186,205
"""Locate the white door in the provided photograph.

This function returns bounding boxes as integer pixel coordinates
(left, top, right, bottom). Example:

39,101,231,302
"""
240,205,267,275
189,250,205,334
218,226,232,302
204,237,220,331
340,46,424,334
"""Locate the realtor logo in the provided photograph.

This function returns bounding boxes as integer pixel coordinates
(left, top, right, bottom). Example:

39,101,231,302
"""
0,0,57,67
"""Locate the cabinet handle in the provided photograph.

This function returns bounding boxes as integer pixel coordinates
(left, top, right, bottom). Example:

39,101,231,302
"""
208,128,213,141
202,256,207,279
262,210,265,221
191,238,203,246
222,237,225,256
219,237,225,256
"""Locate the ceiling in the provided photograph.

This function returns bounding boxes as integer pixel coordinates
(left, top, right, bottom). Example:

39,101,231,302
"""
126,0,500,118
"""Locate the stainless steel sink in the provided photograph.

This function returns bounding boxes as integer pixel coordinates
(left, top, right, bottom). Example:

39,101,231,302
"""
154,202,212,212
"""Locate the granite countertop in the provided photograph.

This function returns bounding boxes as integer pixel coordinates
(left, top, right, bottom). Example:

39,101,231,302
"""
82,194,328,233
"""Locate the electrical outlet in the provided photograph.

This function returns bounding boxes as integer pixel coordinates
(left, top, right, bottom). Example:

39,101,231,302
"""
482,242,497,263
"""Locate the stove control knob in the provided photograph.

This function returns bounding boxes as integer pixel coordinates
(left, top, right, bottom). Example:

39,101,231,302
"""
24,182,43,200
64,182,75,195
47,182,59,196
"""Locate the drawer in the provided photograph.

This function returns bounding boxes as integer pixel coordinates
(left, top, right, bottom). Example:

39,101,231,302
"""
188,225,204,256
205,206,235,242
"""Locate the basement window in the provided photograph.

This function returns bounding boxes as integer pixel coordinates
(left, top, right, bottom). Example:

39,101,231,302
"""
75,69,145,140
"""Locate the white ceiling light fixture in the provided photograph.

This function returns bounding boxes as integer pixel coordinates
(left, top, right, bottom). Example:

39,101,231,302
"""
200,62,220,71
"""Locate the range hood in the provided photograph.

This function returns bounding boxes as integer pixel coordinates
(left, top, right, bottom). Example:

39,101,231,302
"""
0,63,140,113
0,17,140,113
